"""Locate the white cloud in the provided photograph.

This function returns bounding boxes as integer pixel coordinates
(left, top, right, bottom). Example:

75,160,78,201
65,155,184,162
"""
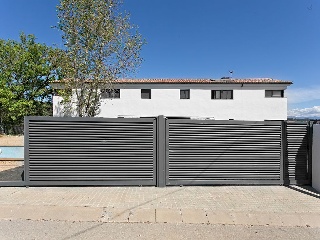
288,106,320,118
286,86,320,104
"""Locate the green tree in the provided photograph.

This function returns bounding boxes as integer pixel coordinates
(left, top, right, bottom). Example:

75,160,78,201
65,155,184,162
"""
0,33,64,133
56,0,145,117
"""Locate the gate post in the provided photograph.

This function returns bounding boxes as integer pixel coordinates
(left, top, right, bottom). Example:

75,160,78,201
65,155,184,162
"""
24,116,30,187
157,115,166,187
307,121,313,184
282,121,288,185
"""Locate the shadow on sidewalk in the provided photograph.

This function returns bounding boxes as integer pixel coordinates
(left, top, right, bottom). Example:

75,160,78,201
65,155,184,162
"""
286,185,320,200
61,187,185,240
0,165,24,182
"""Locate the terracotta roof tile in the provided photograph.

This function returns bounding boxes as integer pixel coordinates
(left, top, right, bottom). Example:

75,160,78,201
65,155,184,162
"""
114,78,292,84
54,78,292,84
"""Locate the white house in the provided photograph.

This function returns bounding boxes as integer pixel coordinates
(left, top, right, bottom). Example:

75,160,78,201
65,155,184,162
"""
52,78,292,121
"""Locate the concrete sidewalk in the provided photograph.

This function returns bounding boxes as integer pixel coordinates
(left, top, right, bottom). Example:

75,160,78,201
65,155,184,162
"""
0,186,319,227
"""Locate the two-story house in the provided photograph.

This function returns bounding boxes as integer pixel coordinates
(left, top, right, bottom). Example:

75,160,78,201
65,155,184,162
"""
52,78,292,121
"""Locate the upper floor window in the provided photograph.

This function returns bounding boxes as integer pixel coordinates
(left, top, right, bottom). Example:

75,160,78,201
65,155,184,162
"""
265,90,284,98
211,90,233,99
101,89,120,99
180,89,190,99
141,89,151,99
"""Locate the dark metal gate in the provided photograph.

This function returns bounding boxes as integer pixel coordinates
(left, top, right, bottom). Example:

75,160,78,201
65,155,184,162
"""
24,117,156,186
285,121,311,185
23,116,312,187
164,119,283,186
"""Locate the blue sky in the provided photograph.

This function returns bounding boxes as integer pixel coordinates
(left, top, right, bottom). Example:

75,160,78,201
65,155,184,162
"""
1,0,320,117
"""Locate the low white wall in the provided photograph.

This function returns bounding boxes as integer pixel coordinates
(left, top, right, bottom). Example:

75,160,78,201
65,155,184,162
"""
312,125,320,192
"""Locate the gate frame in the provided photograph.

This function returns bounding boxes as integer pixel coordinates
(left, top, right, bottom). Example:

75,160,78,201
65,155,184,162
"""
156,115,166,187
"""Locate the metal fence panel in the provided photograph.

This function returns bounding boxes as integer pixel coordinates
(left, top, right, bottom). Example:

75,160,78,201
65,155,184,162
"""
25,117,156,186
286,122,310,185
166,120,283,185
23,117,312,187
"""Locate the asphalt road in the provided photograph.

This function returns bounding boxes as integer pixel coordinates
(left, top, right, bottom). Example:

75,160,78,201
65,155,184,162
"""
0,219,319,240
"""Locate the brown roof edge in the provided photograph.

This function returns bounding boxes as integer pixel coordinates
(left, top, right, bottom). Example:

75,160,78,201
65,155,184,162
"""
52,78,293,85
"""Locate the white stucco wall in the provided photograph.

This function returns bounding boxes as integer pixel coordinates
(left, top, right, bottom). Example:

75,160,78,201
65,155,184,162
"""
312,125,320,192
53,96,64,117
53,83,288,121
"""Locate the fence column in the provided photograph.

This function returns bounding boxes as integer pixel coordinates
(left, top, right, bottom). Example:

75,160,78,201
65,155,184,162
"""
282,121,288,185
157,115,166,187
308,121,313,184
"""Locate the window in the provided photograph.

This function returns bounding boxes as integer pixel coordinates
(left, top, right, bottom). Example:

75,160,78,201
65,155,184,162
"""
101,89,120,99
265,90,284,98
211,90,233,99
141,89,151,99
180,89,190,99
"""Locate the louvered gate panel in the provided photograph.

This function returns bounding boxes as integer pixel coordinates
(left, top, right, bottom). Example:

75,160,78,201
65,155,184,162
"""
166,120,283,185
286,122,310,184
25,117,156,186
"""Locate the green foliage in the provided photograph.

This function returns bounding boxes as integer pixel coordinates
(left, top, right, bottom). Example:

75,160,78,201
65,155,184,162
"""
56,0,145,117
0,33,64,132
